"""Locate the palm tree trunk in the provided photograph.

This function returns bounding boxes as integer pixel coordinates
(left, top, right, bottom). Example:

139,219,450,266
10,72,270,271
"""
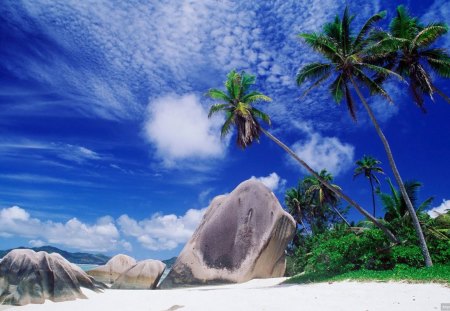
260,127,399,243
329,204,352,227
434,87,450,105
369,177,376,217
349,76,433,267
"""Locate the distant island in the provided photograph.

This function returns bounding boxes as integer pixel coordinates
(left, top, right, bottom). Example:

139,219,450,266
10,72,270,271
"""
0,246,111,265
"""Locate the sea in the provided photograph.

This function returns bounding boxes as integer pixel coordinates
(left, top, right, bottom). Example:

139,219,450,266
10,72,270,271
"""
76,264,99,271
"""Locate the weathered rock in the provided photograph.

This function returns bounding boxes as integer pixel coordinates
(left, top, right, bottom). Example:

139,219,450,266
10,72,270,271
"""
87,254,136,284
0,249,106,306
160,179,296,288
111,259,166,289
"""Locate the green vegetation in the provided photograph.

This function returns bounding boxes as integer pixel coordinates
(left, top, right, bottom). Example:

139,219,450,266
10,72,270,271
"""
285,176,450,283
286,265,450,284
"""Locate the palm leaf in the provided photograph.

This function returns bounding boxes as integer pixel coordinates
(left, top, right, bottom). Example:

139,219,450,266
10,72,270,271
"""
251,107,271,126
329,74,345,103
207,89,232,102
411,23,448,49
296,62,333,85
208,103,230,118
220,111,234,138
353,68,393,103
243,93,272,104
354,11,387,49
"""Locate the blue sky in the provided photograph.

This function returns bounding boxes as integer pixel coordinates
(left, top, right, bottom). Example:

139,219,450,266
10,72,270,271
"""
0,0,449,260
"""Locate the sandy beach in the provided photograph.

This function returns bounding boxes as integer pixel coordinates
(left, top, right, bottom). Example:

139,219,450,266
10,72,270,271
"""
2,278,449,311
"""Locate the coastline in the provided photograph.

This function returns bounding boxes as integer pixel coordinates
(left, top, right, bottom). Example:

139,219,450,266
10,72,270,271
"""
4,278,450,311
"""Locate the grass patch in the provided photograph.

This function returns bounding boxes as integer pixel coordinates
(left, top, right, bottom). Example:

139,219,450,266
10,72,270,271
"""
285,264,450,285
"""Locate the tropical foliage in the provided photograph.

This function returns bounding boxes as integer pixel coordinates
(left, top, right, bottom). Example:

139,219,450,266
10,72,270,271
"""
297,6,434,266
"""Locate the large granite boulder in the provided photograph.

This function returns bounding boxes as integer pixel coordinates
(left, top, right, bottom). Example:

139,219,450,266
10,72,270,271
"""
0,249,105,306
160,179,296,288
87,254,136,284
111,259,166,289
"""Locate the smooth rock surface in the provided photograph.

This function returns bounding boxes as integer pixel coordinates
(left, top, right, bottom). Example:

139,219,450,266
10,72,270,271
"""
87,254,136,284
0,249,105,306
160,179,296,288
111,260,166,289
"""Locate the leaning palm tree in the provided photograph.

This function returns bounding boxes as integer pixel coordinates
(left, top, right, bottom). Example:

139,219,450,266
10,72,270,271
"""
370,5,450,110
354,155,384,217
296,7,433,266
304,169,351,227
207,69,397,242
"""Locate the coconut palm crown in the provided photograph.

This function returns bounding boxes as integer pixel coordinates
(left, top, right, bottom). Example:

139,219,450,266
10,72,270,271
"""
370,5,450,110
296,7,401,120
206,70,271,148
354,155,385,217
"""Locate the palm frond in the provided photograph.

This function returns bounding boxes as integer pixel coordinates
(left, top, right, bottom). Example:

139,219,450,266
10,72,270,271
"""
411,23,448,48
353,68,393,103
251,107,271,126
296,62,333,85
422,48,450,78
225,70,237,97
221,111,234,138
390,5,420,40
242,92,272,104
206,89,232,102
208,103,230,118
329,74,345,103
298,33,341,61
354,11,387,49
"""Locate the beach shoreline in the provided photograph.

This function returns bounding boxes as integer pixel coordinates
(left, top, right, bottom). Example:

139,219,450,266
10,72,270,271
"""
3,278,449,311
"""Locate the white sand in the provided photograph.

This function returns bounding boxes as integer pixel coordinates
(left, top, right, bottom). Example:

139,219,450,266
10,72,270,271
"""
4,278,450,311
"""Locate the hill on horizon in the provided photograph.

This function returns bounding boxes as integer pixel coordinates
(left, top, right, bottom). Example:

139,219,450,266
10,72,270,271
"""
0,245,111,265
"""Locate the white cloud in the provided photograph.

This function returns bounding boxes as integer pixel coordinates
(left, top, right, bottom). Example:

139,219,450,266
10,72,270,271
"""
0,206,121,252
29,239,46,247
143,94,228,168
290,123,354,176
250,172,286,192
427,199,450,218
118,208,206,251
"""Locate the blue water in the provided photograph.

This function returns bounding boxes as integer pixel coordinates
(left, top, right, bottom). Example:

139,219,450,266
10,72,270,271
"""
76,264,99,271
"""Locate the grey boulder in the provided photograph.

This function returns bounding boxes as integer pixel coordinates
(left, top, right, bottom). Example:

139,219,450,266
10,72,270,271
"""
0,249,105,306
160,179,295,288
111,259,166,289
87,254,136,284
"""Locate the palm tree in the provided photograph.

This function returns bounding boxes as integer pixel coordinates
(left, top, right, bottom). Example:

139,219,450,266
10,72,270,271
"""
304,169,351,227
206,69,398,242
296,7,433,266
285,185,309,230
371,5,450,110
354,155,384,217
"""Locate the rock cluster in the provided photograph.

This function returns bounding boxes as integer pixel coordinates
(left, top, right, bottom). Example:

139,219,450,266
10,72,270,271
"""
112,259,166,289
87,254,137,284
0,249,105,306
